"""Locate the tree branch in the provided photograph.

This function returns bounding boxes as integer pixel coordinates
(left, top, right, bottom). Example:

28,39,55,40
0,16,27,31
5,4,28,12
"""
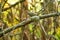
2,0,25,11
0,12,60,37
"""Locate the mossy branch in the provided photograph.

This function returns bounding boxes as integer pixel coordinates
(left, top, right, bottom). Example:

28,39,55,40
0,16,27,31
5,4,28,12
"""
0,12,60,37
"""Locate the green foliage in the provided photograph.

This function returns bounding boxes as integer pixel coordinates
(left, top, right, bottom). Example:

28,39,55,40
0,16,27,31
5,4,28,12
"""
0,0,60,40
58,1,60,4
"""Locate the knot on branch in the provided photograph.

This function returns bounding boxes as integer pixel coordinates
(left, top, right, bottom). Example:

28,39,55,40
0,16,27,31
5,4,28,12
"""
31,16,40,22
